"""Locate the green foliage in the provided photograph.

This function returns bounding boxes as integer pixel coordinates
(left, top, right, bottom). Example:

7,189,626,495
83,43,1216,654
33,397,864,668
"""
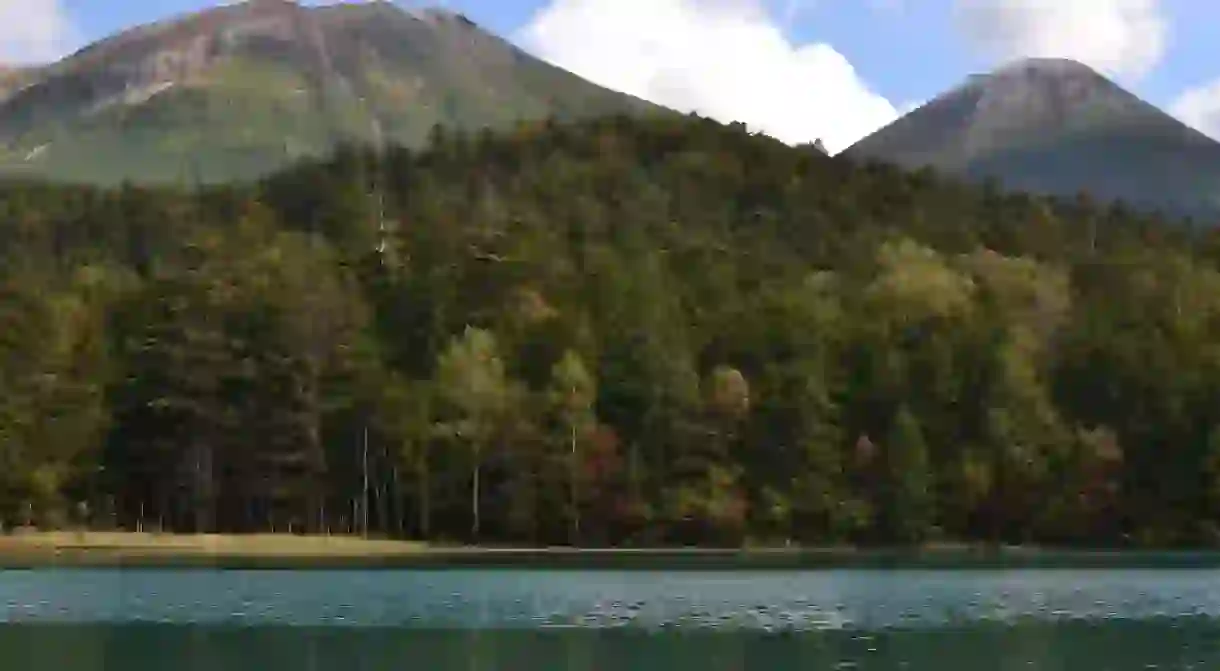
879,406,935,544
547,350,597,543
436,327,512,439
2,112,1219,546
435,327,514,539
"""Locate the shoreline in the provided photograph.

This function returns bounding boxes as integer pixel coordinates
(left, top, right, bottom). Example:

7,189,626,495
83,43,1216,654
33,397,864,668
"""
2,532,1220,569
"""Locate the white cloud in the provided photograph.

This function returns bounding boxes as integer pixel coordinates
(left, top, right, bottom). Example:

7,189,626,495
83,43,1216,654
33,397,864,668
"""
0,0,77,64
1170,80,1220,141
951,0,1168,81
517,0,899,154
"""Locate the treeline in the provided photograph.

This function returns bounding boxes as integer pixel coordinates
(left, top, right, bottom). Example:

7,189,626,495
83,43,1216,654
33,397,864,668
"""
3,114,1220,547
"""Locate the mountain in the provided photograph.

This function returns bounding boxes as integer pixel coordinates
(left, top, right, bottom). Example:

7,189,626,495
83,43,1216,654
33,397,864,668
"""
0,0,663,185
843,57,1220,221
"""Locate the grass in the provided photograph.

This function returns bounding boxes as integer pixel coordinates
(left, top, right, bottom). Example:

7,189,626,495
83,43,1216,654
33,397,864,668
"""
0,530,429,561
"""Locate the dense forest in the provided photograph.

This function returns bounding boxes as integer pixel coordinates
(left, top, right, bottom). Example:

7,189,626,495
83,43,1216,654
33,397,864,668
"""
3,113,1220,547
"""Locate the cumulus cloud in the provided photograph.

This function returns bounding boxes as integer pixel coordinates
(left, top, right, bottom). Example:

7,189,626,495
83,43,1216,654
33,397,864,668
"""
0,0,77,63
1170,80,1220,141
951,0,1168,81
517,0,899,154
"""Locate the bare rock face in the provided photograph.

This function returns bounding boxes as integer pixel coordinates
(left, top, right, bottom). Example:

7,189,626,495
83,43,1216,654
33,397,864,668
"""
843,57,1220,220
0,65,40,103
0,0,662,184
41,0,317,112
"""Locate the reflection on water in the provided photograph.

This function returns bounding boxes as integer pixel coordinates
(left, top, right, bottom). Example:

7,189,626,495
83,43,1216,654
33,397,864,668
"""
1,568,1219,669
3,623,1220,671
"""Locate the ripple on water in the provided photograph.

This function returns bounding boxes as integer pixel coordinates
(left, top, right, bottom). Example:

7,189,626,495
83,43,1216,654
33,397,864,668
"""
0,568,1219,633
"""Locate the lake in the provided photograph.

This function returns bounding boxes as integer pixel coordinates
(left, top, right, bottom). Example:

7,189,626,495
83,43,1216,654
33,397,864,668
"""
1,567,1218,669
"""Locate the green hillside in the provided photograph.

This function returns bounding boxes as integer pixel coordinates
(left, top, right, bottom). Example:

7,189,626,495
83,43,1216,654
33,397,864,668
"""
0,0,663,185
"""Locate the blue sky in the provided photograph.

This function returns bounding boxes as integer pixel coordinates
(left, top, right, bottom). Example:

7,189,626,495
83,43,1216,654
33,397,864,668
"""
8,0,1220,152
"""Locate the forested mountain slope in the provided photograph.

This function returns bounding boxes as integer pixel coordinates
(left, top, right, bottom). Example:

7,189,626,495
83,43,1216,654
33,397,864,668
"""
3,114,1220,547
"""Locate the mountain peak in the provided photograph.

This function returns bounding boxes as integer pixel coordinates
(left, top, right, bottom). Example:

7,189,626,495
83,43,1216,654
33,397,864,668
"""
844,56,1220,220
0,0,662,184
961,57,1109,93
991,57,1096,75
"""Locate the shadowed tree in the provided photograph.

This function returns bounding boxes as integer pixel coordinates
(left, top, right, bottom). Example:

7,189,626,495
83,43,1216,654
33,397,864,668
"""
880,405,934,544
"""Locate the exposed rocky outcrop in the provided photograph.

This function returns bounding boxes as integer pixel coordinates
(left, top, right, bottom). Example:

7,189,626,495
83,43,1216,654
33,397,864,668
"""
0,0,664,184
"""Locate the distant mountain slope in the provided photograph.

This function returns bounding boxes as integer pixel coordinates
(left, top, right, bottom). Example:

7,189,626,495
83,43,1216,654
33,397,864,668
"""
0,0,665,185
843,58,1220,221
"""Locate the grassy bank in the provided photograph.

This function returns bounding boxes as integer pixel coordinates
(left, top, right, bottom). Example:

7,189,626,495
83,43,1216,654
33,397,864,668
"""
3,532,1220,570
0,531,427,565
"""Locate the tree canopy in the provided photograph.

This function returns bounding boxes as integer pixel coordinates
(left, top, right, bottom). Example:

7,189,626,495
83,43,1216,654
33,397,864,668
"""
1,113,1218,547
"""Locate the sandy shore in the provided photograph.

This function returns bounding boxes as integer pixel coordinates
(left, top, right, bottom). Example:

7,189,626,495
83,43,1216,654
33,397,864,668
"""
1,532,1218,569
0,531,427,562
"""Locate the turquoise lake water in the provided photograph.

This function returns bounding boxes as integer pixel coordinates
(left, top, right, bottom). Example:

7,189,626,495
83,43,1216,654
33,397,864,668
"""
1,567,1218,669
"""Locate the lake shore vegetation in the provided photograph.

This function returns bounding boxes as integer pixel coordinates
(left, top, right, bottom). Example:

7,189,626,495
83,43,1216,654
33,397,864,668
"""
4,115,1220,549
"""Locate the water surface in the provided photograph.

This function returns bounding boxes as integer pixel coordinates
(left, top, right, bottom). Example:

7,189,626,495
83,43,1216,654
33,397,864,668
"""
2,567,1218,669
